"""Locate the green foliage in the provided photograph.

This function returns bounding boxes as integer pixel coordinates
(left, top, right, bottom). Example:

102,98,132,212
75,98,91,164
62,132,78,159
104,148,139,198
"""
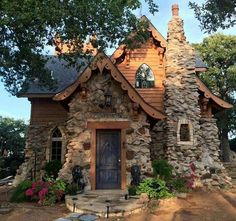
45,179,67,205
137,178,172,199
168,176,188,193
44,160,62,179
193,34,236,161
0,0,158,95
189,0,236,33
230,138,236,152
65,183,81,196
128,185,137,196
152,159,173,181
10,180,33,202
0,116,27,178
24,179,67,205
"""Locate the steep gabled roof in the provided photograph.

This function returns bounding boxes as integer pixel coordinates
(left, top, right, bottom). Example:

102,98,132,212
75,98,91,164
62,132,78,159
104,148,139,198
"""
196,77,233,109
53,52,166,119
18,56,89,98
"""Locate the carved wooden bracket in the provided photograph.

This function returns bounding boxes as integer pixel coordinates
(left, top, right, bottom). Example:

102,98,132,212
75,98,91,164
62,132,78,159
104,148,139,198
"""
157,47,165,66
80,85,88,102
53,52,166,120
132,102,139,121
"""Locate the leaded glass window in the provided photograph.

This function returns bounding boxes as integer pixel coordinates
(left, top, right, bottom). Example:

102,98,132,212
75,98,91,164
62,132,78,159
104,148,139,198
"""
51,128,62,161
135,64,155,88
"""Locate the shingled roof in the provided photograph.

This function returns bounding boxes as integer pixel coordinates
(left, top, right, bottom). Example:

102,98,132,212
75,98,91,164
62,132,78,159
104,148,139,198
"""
19,56,89,97
19,55,206,97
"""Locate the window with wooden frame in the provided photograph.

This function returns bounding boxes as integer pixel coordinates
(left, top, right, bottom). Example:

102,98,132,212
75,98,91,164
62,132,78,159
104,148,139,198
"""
51,128,62,161
135,64,155,88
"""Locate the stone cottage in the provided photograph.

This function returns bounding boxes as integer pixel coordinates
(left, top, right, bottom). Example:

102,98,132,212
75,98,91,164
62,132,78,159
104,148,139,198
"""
14,5,233,189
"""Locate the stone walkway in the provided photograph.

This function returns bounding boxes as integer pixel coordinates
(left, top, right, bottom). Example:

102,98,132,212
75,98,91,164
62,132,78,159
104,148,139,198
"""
63,190,148,218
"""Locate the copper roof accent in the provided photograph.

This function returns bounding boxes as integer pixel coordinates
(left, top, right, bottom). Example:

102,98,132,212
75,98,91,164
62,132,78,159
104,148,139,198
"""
53,52,166,120
196,77,233,109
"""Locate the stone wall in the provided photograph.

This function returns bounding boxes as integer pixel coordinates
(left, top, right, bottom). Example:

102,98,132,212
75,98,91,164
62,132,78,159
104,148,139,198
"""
58,69,152,189
13,123,66,186
150,120,167,161
163,5,230,187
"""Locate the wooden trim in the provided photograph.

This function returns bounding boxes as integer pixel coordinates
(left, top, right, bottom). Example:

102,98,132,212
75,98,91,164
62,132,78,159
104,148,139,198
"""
121,130,126,190
195,67,207,72
53,52,165,119
87,121,130,129
90,128,96,190
89,121,129,190
196,77,233,109
18,93,55,98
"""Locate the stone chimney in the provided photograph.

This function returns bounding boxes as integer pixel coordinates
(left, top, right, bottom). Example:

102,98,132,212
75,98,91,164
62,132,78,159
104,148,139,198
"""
162,4,230,188
164,4,201,177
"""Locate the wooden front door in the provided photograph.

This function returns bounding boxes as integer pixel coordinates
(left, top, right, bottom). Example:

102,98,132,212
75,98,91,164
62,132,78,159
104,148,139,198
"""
96,130,121,189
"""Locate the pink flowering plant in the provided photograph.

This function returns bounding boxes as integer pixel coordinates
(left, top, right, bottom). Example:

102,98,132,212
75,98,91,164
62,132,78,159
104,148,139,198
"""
25,179,66,205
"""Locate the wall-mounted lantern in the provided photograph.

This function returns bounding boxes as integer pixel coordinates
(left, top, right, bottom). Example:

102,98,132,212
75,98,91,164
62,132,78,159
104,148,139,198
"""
104,89,112,108
80,86,87,102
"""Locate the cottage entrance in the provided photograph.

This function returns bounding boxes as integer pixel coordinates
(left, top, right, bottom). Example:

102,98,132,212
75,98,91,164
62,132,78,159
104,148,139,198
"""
96,130,121,189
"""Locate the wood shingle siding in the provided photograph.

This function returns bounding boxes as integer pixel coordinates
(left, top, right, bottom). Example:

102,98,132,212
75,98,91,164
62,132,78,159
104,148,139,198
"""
30,98,68,124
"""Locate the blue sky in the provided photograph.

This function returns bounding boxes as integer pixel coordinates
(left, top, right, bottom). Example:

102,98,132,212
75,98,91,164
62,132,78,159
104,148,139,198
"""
0,0,236,122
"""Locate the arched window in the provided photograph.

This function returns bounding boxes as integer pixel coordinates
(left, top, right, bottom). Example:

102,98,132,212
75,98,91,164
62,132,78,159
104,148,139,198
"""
51,128,62,161
135,64,155,88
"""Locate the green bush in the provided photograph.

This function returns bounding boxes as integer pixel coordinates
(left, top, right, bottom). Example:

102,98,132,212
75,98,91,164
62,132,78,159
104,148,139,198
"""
169,176,188,193
137,178,173,199
10,180,33,202
152,159,173,181
128,185,137,196
44,160,62,179
66,183,80,195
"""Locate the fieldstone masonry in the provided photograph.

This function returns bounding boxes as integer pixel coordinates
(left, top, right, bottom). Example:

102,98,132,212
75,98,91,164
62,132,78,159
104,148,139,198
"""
162,4,230,187
58,70,153,189
13,4,231,189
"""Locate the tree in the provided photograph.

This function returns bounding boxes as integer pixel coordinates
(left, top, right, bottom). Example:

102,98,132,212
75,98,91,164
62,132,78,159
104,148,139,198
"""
189,0,236,33
193,34,236,161
0,0,158,95
0,116,28,178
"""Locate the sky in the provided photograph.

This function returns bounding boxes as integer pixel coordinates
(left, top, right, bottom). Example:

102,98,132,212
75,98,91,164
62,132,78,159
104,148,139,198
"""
0,0,236,122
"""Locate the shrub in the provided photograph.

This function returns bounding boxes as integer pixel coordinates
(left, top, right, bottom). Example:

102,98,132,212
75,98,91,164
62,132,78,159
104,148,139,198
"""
11,180,33,202
137,178,173,199
25,179,66,205
65,183,80,195
44,160,62,179
168,176,188,193
152,159,173,181
128,185,137,196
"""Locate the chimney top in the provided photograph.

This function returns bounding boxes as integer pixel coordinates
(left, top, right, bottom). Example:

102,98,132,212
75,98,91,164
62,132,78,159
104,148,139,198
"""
172,4,179,16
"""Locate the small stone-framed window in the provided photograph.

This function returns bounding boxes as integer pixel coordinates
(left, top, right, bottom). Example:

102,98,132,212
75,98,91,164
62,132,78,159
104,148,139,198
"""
51,128,62,161
179,124,190,141
135,64,155,88
177,119,193,145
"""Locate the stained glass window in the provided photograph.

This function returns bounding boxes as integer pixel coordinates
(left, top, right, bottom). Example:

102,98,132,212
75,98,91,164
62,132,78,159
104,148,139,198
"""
135,64,155,88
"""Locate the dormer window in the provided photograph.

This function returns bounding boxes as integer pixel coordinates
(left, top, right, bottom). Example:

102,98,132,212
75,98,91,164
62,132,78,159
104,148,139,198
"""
135,64,155,88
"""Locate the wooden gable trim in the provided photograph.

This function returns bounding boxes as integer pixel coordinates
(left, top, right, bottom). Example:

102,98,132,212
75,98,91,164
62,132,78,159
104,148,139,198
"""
53,52,165,120
196,77,233,109
111,16,167,64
